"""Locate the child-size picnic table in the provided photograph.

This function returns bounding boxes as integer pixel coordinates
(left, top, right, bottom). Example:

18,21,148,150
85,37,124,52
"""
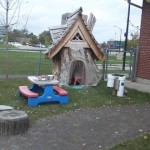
19,76,69,106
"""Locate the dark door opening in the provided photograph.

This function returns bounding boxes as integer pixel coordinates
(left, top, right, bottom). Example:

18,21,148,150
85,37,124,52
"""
69,60,86,85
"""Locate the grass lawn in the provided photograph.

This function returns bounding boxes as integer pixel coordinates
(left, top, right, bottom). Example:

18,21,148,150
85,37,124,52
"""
1,79,150,149
96,55,132,65
0,49,131,76
0,79,150,125
110,133,150,150
96,54,132,75
0,50,52,75
0,45,149,149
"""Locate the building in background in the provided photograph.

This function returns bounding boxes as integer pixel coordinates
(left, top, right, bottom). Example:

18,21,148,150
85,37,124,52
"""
107,40,125,51
0,26,6,42
136,0,150,85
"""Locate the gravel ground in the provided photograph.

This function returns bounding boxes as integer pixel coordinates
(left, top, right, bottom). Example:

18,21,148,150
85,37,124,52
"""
0,103,150,150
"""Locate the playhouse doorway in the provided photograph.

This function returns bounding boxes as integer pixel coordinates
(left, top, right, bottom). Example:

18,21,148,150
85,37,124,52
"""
69,60,86,85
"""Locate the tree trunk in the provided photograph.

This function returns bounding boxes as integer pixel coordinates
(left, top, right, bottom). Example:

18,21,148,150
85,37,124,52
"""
0,110,29,135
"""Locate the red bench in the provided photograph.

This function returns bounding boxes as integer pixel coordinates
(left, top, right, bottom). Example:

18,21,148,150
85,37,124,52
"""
19,86,39,98
53,86,68,96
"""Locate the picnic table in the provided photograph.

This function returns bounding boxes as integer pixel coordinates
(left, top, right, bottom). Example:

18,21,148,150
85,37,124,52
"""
19,75,69,106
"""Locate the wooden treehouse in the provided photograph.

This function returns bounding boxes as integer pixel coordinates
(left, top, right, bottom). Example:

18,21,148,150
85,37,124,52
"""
45,7,105,86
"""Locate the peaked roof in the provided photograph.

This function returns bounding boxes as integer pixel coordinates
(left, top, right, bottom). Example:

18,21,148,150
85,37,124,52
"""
45,7,104,61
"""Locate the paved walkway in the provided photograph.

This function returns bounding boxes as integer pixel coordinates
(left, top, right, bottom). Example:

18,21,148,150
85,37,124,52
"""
0,104,150,150
125,81,150,94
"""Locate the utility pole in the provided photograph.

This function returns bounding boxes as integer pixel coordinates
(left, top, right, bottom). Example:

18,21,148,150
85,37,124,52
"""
122,0,131,71
122,0,142,71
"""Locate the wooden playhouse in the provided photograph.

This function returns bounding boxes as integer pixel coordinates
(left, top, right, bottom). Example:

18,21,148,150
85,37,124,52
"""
45,7,104,86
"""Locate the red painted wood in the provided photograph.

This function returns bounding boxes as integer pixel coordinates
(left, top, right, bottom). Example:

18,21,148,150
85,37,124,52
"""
19,86,38,98
53,86,68,96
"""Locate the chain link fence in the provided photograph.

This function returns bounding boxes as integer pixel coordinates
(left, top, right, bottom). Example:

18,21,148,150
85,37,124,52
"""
100,49,137,81
0,47,136,82
0,48,52,79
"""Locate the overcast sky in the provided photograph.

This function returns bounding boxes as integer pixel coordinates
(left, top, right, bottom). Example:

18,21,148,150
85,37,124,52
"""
16,0,142,43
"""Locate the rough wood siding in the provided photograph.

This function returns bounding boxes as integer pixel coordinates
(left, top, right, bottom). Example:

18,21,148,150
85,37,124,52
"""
137,0,150,80
59,47,70,84
52,52,61,76
48,14,104,60
57,47,102,86
87,13,96,32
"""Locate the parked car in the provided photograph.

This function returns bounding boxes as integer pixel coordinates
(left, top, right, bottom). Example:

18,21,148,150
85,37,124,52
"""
9,42,22,47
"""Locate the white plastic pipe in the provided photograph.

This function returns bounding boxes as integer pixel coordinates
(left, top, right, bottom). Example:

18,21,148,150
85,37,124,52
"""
117,76,126,97
107,74,115,88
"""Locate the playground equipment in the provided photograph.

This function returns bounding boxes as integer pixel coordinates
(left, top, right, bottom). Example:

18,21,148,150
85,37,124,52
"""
19,76,69,106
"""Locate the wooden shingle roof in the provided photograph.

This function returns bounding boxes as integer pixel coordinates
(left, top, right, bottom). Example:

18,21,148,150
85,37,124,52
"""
45,7,104,61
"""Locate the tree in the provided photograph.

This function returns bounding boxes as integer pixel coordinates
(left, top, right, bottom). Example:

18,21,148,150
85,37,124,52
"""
8,30,15,42
7,29,52,47
100,42,107,50
7,28,32,43
39,31,52,47
0,0,29,80
128,31,139,50
0,0,30,30
30,35,39,46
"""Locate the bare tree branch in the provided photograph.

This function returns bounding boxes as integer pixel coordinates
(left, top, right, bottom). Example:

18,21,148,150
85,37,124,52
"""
8,1,21,25
0,12,5,25
0,0,7,9
0,0,30,28
0,0,31,82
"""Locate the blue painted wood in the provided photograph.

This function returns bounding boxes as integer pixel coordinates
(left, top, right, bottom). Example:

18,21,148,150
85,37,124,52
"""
27,84,68,107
